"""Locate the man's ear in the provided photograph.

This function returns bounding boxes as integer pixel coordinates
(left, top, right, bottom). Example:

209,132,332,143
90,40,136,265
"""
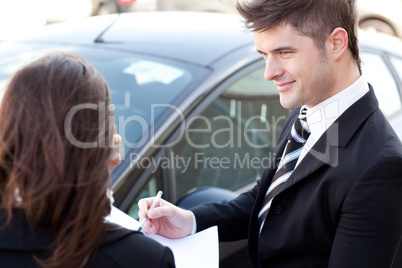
328,27,348,61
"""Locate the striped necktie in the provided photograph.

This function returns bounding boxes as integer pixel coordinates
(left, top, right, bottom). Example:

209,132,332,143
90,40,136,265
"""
258,108,310,232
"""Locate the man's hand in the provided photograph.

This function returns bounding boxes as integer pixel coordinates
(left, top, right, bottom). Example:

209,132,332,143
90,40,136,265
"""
138,197,194,239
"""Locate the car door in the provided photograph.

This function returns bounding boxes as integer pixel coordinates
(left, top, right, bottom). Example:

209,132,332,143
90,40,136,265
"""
113,59,289,267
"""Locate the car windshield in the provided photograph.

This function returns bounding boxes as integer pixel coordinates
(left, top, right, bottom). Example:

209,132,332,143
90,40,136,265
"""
0,42,210,180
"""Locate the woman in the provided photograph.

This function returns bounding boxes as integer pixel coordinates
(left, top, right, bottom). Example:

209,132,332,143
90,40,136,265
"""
0,53,175,268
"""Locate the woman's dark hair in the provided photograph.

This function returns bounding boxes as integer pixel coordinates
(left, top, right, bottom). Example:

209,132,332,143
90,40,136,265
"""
0,52,115,268
237,0,361,72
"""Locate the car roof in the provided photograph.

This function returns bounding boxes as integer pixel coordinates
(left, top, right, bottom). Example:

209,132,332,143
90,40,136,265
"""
27,12,255,66
17,12,402,66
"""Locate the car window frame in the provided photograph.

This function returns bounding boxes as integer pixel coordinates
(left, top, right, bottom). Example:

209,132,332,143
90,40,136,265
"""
164,58,283,204
114,58,273,208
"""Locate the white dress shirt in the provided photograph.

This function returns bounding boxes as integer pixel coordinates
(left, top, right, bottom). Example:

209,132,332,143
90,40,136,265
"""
296,75,369,167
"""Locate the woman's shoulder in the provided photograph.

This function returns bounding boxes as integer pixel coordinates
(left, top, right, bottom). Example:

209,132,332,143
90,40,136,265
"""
89,226,175,268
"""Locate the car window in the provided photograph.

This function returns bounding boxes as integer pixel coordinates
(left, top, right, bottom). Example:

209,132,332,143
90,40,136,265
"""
171,65,289,202
360,51,402,117
0,42,210,183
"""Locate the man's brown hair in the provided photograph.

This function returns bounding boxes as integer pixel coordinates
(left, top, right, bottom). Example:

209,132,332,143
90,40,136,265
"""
237,0,361,71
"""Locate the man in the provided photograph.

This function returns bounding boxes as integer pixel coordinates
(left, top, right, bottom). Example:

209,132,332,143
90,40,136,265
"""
138,0,402,267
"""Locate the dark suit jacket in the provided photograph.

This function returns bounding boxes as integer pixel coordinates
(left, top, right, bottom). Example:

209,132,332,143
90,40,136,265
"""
192,86,402,267
0,209,175,268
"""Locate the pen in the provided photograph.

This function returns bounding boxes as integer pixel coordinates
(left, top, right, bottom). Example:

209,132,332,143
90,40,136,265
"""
137,190,163,232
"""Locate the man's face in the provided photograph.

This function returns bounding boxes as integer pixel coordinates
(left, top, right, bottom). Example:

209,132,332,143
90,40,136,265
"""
254,23,335,109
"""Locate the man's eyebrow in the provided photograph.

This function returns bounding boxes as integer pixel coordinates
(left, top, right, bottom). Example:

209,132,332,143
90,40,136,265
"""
256,46,297,54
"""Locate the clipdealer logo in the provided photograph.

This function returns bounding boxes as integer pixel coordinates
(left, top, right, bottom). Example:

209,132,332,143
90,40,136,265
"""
63,100,341,169
64,102,287,152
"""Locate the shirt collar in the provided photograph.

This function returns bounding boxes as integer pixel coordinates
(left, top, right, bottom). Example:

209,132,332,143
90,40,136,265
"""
303,75,369,144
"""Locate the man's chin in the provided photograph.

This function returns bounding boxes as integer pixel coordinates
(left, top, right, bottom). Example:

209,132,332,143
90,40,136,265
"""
279,97,300,110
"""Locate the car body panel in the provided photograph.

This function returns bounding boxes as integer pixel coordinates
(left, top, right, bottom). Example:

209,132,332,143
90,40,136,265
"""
25,14,119,44
99,12,254,66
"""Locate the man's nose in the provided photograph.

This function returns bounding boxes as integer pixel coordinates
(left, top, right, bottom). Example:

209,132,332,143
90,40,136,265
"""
264,57,284,81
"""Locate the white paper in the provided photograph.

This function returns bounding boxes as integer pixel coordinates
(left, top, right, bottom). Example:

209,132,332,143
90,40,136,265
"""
105,206,219,268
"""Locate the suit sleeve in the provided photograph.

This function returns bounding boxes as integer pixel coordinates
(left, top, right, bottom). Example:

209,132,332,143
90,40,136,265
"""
328,155,402,267
191,180,259,242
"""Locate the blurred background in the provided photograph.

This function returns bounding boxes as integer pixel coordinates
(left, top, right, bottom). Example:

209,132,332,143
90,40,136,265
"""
1,0,402,41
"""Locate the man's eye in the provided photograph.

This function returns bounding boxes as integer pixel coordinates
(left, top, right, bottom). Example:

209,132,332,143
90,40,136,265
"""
279,51,292,57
